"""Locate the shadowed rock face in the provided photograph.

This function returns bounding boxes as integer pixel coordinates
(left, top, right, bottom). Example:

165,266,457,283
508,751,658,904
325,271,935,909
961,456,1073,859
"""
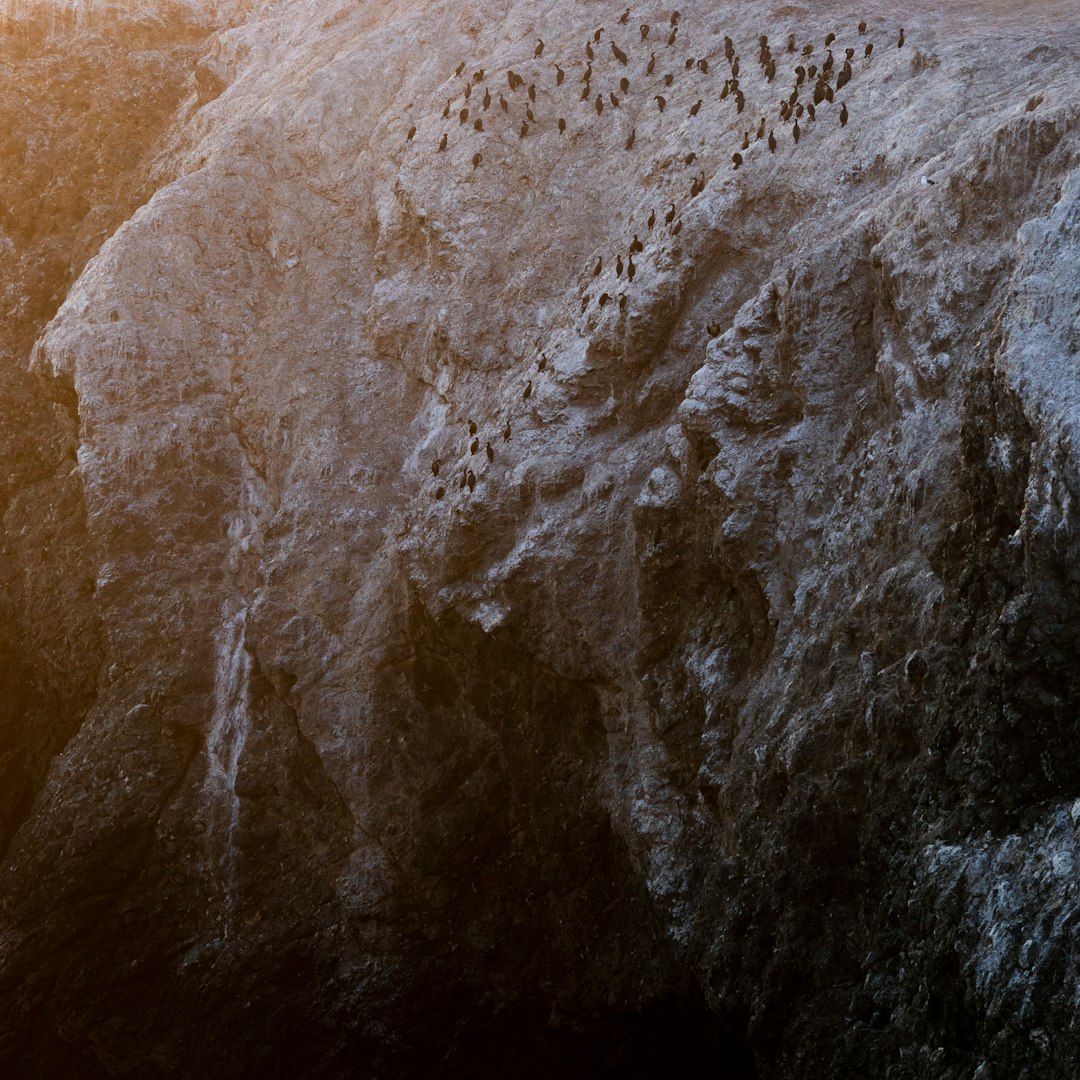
1,0,1079,1076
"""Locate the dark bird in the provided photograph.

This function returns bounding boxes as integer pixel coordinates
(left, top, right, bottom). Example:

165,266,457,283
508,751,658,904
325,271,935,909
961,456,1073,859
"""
620,76,630,93
467,470,476,492
647,208,656,229
598,293,610,306
720,79,730,99
442,99,451,118
823,51,834,73
523,380,533,399
665,202,676,224
808,63,818,78
625,126,636,149
483,88,491,108
724,35,734,61
897,28,905,47
655,94,666,111
593,255,603,276
760,33,769,47
435,486,445,500
864,42,873,57
684,151,696,164
471,437,479,454
796,102,804,117
473,117,484,131
596,93,604,114
627,255,636,282
732,151,743,169
672,219,682,236
503,421,512,441
559,117,567,134
846,47,855,60
583,62,593,82
756,116,766,139
780,101,790,121
528,83,537,101
556,64,565,85
741,131,750,150
538,354,547,371
535,38,544,57
796,64,806,84
641,23,650,40
842,58,853,77
664,72,674,86
825,32,835,46
690,172,704,196
685,57,695,70
836,70,849,90
586,40,594,60
768,129,777,151
581,294,589,312
839,102,848,125
581,84,591,101
500,94,509,111
667,27,677,46
813,82,825,105
438,132,447,151
859,20,867,33
520,120,529,136
594,27,603,42
765,60,776,80
735,90,745,113
787,33,797,53
671,9,680,25
647,52,656,74
464,83,471,99
789,88,798,105
459,107,469,123
802,42,813,55
508,70,524,89
616,254,624,277
455,61,466,76
698,58,709,73
612,42,629,64
610,92,620,107
689,99,703,116
825,83,834,102
472,151,482,167
459,471,467,490
469,420,478,435
474,69,484,83
629,233,643,254
805,102,814,121
432,458,442,476
486,442,494,462
619,7,630,23
406,125,416,141
793,119,801,142
731,57,740,76
619,294,627,311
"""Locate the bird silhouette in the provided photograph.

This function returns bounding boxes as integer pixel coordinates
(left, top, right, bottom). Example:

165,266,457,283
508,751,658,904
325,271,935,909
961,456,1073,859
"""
556,64,565,85
655,94,666,111
535,39,544,57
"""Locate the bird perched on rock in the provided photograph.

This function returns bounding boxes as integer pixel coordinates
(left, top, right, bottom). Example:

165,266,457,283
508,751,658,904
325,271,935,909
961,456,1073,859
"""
535,38,544,57
596,93,604,114
672,219,682,236
741,131,750,150
486,442,495,462
586,40,594,60
627,255,636,282
805,103,815,121
442,99,451,118
647,208,656,229
503,421,512,441
472,151,482,168
655,94,666,111
406,125,416,141
787,33,797,52
613,43,629,64
474,118,484,130
474,69,484,83
520,120,529,136
793,119,801,142
684,151,696,164
825,31,835,46
471,437,479,454
619,6,630,22
620,76,630,93
859,20,867,33
500,95,508,111
689,99,702,116
469,420,478,435
732,151,743,169
528,83,537,101
435,486,445,500
647,52,657,74
665,202,676,224
523,380,533,399
483,88,491,108
610,92,620,107
559,117,567,134
581,84,590,101
840,102,848,125
671,9,680,25
616,254,624,277
667,27,677,46
438,133,447,151
664,72,674,86
556,64,565,85
593,255,603,276
508,70,524,89
626,127,636,149
594,27,603,42
641,23,650,40
768,129,777,151
464,83,471,100
897,28,905,47
598,293,610,306
629,234,643,254
865,42,873,57
455,61,466,76
432,458,442,476
467,470,476,492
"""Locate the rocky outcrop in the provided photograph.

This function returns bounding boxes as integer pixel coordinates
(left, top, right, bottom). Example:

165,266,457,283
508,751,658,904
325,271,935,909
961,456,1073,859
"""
1,0,1079,1076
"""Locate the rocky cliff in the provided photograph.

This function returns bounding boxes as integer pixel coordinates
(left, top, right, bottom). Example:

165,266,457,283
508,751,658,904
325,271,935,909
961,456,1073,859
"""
1,0,1079,1076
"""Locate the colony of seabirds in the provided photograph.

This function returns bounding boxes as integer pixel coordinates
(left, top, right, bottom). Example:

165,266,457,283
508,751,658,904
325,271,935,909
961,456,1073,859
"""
405,7,908,502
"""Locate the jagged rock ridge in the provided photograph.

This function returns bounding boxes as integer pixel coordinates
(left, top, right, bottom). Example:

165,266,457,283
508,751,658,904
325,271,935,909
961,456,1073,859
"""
1,0,1079,1076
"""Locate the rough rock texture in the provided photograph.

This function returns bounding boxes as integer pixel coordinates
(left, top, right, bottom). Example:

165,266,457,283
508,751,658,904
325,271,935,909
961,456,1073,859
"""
1,0,1079,1076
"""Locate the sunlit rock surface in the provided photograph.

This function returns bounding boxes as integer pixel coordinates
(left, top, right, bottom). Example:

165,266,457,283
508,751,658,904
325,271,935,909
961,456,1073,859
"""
1,0,1079,1075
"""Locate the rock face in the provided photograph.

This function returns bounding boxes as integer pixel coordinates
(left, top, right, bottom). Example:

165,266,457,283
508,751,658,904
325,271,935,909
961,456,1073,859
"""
1,0,1079,1075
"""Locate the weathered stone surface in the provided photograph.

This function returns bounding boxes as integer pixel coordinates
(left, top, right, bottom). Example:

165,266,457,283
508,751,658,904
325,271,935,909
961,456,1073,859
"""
1,0,1079,1075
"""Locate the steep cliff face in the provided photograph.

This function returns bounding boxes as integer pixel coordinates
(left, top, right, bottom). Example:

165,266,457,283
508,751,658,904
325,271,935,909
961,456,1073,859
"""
1,0,1079,1076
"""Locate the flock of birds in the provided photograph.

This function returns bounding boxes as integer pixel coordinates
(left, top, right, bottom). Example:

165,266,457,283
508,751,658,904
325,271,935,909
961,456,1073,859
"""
404,7,910,502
